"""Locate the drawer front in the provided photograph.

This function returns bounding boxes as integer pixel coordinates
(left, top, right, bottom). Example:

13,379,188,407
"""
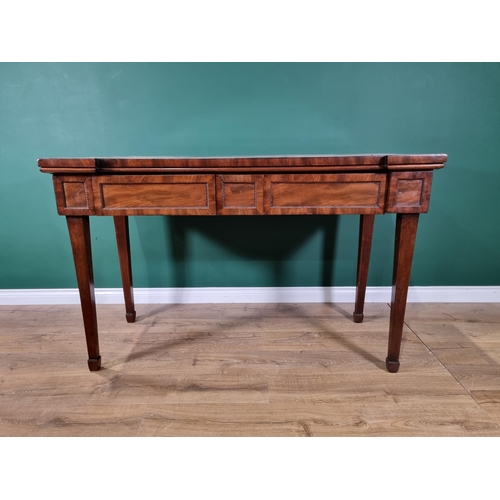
93,175,216,215
264,174,386,214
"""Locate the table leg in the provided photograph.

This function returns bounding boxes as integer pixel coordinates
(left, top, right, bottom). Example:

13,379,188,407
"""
386,213,419,373
353,214,375,323
66,216,101,371
113,216,136,323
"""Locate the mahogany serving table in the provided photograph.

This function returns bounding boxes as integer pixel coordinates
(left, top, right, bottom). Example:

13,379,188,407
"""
39,154,447,372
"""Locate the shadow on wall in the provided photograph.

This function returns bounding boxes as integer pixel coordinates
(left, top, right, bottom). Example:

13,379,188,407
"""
133,215,341,300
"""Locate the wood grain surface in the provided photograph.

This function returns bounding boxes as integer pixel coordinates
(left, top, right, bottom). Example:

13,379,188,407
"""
1,302,499,437
38,154,447,174
93,175,216,216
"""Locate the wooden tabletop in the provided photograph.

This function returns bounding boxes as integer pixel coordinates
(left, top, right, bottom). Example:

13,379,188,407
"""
38,154,447,174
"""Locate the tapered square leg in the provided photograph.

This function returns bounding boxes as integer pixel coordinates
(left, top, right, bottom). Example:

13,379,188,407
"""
386,213,419,373
114,216,136,323
353,214,375,323
66,216,101,371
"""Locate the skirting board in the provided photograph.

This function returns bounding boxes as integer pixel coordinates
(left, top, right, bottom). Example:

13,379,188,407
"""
0,286,499,305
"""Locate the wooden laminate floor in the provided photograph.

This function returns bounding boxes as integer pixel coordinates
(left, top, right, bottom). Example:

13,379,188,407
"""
1,302,500,436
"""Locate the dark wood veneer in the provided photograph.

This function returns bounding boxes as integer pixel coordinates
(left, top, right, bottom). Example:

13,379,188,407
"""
216,175,264,215
93,174,216,216
38,154,447,174
264,174,386,215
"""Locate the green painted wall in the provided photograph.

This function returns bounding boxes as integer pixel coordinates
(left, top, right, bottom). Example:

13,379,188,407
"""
1,63,499,289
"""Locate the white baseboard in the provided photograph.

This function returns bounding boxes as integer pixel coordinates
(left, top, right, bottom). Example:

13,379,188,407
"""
0,286,499,305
